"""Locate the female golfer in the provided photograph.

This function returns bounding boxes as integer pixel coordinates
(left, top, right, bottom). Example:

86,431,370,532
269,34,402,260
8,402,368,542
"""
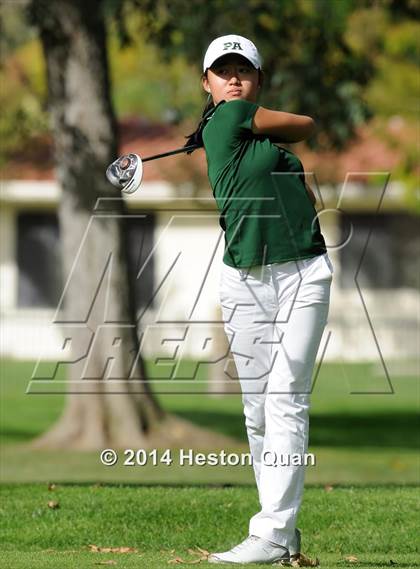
188,35,332,565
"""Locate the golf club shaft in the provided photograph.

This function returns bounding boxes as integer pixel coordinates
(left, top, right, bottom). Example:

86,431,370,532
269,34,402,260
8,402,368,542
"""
142,144,199,163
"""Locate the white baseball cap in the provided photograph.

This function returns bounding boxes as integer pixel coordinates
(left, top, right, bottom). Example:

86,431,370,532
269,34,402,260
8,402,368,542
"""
203,34,262,72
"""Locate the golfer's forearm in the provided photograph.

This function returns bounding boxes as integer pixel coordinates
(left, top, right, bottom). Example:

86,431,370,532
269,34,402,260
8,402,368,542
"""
252,108,316,143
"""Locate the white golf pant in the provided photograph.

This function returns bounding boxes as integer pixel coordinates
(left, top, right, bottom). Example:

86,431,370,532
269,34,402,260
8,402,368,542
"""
219,253,332,550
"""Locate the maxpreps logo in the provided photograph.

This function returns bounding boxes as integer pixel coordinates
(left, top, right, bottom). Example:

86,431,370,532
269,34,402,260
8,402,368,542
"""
223,42,243,51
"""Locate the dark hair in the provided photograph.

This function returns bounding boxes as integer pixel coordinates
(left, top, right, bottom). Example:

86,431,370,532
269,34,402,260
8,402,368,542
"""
184,86,215,154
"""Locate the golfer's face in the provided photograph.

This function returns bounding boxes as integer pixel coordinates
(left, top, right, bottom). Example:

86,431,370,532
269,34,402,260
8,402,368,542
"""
203,54,260,104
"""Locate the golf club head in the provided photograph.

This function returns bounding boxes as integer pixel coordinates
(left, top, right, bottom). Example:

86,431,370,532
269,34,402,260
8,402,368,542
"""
106,153,143,194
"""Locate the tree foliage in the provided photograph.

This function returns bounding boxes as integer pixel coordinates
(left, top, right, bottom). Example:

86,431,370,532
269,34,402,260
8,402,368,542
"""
0,3,47,167
118,0,376,150
0,0,418,161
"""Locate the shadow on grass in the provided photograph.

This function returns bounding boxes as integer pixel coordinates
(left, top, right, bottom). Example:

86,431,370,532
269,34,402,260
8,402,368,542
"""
2,410,419,449
173,411,420,449
0,429,39,443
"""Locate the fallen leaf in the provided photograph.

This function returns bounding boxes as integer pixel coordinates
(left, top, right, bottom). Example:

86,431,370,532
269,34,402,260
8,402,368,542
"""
88,545,138,554
291,552,320,567
168,554,208,565
187,547,209,557
344,555,359,563
47,501,59,509
48,483,56,491
324,484,334,492
116,547,136,554
195,547,210,556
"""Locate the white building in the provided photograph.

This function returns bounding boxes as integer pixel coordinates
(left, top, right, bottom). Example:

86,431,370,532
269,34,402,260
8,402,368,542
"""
1,176,418,379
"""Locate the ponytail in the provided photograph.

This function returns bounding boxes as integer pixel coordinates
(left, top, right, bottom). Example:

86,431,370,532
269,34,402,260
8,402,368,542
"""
184,94,218,154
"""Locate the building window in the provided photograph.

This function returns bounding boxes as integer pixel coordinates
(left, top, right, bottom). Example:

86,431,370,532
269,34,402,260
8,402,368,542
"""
17,210,156,311
17,212,62,307
339,212,420,289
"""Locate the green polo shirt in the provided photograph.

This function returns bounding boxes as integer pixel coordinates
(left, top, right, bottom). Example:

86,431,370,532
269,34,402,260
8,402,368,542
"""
202,99,326,268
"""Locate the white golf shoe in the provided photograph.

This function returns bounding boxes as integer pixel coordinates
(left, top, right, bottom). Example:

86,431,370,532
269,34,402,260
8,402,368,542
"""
208,535,290,564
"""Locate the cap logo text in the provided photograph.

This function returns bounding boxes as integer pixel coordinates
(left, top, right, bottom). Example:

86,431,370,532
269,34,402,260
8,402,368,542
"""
223,42,243,51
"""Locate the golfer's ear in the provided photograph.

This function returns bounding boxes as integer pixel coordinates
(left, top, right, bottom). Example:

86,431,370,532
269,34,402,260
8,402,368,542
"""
202,74,211,94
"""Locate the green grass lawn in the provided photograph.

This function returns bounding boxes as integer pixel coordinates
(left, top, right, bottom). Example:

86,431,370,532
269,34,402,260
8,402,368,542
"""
0,484,419,568
1,359,419,485
0,359,419,568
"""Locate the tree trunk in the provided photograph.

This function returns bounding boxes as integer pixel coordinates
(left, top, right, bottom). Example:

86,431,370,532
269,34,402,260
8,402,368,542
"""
27,0,232,451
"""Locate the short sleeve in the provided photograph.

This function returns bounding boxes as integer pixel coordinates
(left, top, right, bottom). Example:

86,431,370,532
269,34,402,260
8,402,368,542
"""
215,99,259,139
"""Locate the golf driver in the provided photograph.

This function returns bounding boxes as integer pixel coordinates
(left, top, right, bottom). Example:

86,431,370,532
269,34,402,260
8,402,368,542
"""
106,144,199,194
